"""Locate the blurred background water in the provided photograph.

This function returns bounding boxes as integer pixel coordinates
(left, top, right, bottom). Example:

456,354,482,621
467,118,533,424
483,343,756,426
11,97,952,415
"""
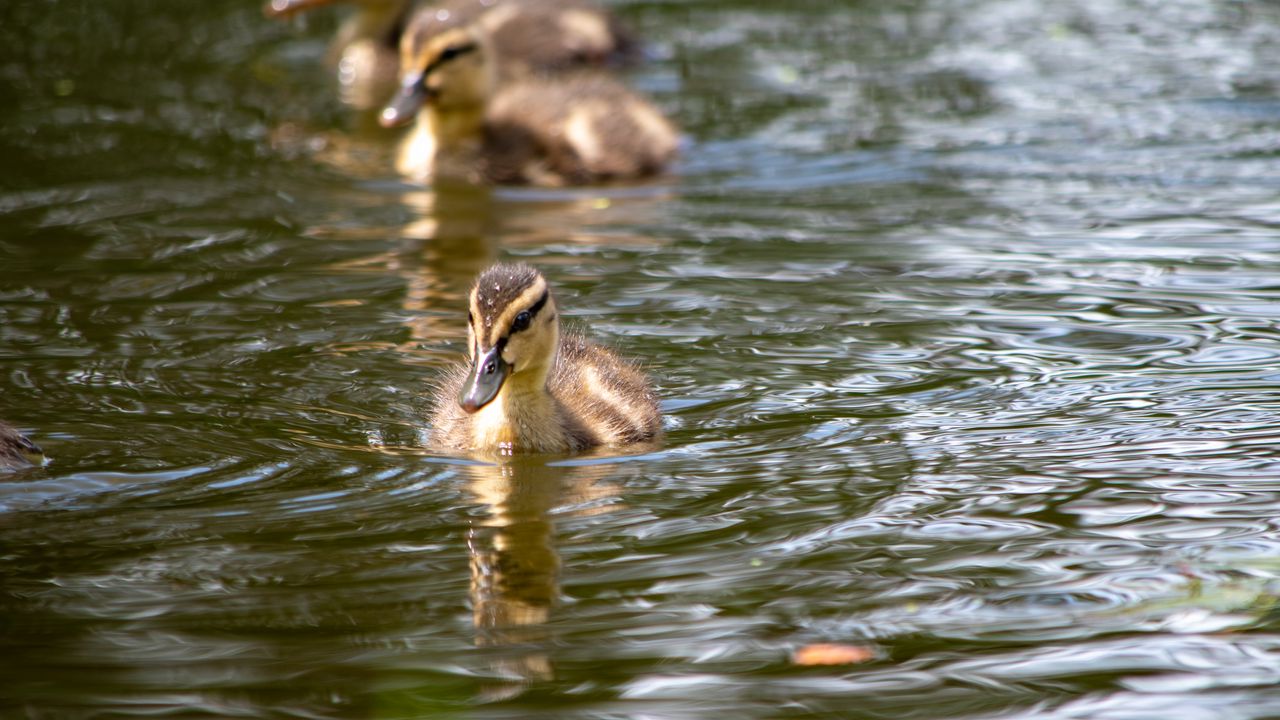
5,0,1280,717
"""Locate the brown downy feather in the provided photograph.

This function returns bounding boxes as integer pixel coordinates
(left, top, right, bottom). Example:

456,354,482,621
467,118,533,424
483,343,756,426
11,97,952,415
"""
482,74,678,185
548,333,661,446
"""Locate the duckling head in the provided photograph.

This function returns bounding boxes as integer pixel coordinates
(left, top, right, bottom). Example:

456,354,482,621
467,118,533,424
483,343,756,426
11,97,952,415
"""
381,26,494,128
264,0,333,19
460,264,559,413
264,0,406,20
0,423,43,468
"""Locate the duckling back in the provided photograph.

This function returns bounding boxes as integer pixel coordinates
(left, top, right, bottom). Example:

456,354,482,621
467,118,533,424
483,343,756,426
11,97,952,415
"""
548,333,661,447
476,0,636,78
483,74,678,185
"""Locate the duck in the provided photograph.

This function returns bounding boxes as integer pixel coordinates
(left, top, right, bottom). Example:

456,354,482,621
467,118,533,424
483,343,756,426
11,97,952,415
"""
0,421,44,470
379,24,677,185
429,263,661,454
266,0,635,112
265,0,414,111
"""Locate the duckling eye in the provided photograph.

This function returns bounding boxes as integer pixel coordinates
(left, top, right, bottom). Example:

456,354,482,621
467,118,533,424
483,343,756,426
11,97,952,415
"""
511,310,532,333
439,43,476,63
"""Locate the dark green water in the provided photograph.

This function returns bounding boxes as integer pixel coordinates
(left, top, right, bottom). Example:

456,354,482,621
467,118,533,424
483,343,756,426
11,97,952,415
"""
6,0,1280,717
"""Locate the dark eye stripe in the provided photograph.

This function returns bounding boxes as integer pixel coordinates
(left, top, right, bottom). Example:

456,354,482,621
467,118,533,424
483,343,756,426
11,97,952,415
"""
526,290,549,320
424,42,478,77
508,289,549,335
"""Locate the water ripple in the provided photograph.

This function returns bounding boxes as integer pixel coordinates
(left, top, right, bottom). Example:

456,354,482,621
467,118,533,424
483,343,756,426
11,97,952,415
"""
6,0,1280,717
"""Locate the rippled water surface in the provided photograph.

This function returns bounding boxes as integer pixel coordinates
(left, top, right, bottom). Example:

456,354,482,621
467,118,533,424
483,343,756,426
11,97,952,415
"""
6,0,1280,717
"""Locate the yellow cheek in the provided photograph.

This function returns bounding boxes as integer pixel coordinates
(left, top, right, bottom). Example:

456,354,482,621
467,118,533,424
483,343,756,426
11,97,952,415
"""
499,336,517,362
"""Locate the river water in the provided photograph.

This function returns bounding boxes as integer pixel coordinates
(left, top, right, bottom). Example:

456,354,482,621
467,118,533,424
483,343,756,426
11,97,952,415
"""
4,0,1280,717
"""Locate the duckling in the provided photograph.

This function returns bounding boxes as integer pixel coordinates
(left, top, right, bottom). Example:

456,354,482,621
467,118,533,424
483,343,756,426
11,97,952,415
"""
430,264,661,454
267,0,634,112
266,0,413,111
380,25,677,185
401,0,637,82
0,421,43,470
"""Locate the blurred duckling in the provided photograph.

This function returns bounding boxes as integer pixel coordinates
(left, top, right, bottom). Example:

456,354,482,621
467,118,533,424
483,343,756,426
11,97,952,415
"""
430,264,661,454
402,0,636,82
0,421,44,470
266,0,413,111
380,25,677,185
267,0,634,111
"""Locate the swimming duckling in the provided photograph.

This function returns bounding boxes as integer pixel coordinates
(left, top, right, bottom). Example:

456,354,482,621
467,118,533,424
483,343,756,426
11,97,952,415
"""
267,0,634,112
430,264,661,454
266,0,413,111
380,25,677,185
0,421,43,470
401,0,636,82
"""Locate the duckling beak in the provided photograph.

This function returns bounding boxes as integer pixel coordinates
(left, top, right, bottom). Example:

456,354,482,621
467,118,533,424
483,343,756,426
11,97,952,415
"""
263,0,336,19
379,76,427,128
459,346,509,413
16,436,44,465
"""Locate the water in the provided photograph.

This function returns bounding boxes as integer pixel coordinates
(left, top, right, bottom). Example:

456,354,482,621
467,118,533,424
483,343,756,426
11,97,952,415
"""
4,0,1280,717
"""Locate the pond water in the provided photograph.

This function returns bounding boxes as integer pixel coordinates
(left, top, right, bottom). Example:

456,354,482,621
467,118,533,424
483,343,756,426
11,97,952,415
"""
5,0,1280,717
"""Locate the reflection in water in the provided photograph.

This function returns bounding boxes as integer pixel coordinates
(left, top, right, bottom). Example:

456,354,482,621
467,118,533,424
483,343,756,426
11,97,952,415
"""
393,185,501,346
389,185,671,353
463,457,623,699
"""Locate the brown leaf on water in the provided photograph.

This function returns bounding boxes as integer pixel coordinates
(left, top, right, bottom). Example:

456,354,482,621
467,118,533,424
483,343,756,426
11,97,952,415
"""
792,643,876,666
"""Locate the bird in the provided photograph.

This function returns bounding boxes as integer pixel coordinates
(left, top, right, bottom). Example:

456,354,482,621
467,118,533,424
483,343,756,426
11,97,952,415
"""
429,263,661,454
401,0,637,82
265,0,414,111
266,0,635,112
0,421,43,470
379,23,677,185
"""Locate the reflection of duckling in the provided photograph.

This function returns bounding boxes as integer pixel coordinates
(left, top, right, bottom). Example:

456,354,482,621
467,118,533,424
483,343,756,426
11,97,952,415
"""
0,421,43,470
463,457,624,697
266,0,413,111
430,264,661,454
380,26,677,185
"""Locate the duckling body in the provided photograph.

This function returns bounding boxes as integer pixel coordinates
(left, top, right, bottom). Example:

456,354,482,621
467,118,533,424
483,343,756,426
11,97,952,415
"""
382,26,677,186
0,421,43,470
430,264,661,454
